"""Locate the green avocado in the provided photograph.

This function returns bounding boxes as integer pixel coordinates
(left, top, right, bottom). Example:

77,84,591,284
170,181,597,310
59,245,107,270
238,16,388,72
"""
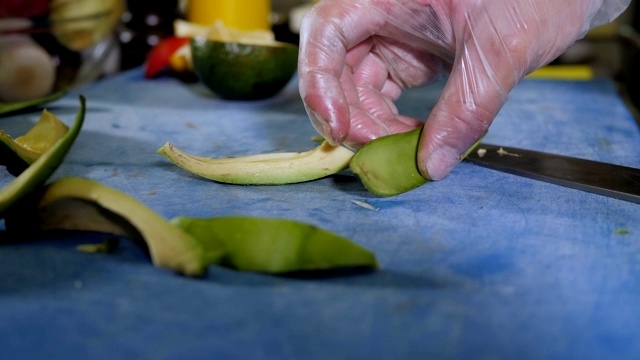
349,126,427,197
190,38,298,100
0,91,65,116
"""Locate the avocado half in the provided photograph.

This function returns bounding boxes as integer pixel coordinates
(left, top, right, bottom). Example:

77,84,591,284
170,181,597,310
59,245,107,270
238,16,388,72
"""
190,38,298,100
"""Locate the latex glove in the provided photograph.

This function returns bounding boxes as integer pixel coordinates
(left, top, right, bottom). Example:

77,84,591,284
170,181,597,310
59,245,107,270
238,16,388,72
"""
298,0,630,180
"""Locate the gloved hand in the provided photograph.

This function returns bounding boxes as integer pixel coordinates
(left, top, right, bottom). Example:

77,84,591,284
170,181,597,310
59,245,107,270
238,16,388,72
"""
298,0,630,180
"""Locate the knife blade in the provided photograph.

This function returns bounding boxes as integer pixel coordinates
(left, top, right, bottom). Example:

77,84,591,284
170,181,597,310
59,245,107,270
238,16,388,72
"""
463,144,640,204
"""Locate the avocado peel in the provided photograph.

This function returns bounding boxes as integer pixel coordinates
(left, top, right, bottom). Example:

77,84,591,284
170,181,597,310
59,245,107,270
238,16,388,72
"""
349,126,427,197
0,95,85,215
1,109,69,166
21,177,208,277
0,91,65,116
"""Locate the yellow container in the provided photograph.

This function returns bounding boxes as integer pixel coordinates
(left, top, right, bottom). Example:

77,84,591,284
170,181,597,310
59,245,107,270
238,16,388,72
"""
527,65,593,81
185,0,271,31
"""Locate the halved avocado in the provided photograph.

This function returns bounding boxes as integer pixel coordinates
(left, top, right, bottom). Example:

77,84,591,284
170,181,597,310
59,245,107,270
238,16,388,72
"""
190,37,298,100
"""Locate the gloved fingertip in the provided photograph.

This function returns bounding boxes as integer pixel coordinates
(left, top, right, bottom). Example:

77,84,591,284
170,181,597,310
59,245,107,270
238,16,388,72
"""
307,108,340,145
419,145,461,181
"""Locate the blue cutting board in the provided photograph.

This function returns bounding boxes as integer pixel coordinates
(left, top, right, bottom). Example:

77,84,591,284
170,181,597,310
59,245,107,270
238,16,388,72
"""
1,69,639,360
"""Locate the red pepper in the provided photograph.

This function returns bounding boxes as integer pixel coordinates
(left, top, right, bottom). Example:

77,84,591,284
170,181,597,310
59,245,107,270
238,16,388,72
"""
144,36,190,79
0,0,49,18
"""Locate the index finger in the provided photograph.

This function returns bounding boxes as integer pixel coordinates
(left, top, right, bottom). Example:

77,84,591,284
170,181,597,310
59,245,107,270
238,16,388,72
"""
298,1,387,143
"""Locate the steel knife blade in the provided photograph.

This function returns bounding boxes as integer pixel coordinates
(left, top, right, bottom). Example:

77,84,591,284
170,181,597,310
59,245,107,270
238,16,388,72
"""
463,144,640,204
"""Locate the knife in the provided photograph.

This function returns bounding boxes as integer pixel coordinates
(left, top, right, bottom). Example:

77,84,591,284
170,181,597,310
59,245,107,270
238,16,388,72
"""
463,144,640,204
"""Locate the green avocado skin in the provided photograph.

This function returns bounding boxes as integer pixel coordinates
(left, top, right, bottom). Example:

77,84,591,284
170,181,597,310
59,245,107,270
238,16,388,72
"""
349,126,427,197
0,95,85,215
0,91,65,116
171,216,378,274
191,39,298,100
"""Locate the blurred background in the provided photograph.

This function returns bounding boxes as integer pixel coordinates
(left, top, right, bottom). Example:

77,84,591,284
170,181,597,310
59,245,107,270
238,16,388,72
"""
1,0,639,117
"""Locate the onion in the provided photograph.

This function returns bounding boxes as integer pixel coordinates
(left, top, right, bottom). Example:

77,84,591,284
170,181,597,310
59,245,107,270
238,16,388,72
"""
0,35,56,102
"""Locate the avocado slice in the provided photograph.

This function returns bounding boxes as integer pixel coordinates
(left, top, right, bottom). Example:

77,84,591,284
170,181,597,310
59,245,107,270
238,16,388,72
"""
11,176,207,277
349,126,427,197
157,140,354,185
172,216,378,274
0,95,84,215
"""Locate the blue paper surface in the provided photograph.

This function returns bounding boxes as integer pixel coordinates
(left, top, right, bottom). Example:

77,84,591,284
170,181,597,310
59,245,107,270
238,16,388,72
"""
1,69,639,360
